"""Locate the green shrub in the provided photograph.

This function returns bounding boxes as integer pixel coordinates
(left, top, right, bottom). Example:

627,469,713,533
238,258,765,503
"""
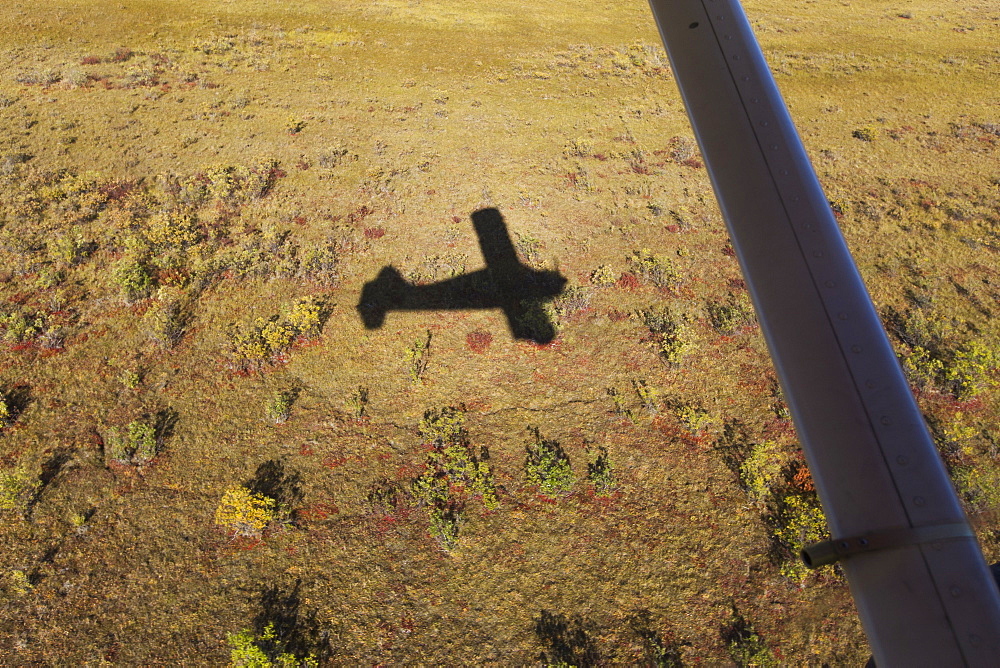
953,465,1000,511
605,387,633,421
515,298,558,342
419,406,466,445
104,420,159,465
675,403,712,437
0,309,45,343
411,470,450,507
0,467,38,513
900,345,944,393
227,622,318,667
590,265,617,286
35,267,64,289
706,293,755,335
632,379,661,415
641,308,690,365
119,369,142,390
142,296,186,348
525,427,575,496
51,232,90,265
113,257,154,302
852,126,879,142
944,340,997,400
723,609,776,667
0,391,14,428
419,407,498,508
267,390,295,424
629,249,680,290
3,569,32,597
586,446,615,496
346,386,369,419
405,331,431,383
427,506,460,549
411,406,498,547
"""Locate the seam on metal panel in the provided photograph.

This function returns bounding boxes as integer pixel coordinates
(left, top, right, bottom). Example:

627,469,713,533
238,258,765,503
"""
697,0,909,520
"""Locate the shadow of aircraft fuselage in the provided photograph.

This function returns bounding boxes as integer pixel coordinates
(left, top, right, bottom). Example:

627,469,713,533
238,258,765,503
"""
356,208,567,343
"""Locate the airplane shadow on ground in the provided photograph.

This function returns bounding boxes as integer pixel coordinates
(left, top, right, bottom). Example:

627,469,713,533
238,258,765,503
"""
356,208,568,343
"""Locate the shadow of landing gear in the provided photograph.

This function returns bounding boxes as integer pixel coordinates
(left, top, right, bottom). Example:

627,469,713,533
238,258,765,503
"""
356,208,567,343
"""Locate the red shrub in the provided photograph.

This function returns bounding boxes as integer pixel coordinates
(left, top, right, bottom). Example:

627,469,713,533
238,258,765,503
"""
616,272,640,290
466,330,492,353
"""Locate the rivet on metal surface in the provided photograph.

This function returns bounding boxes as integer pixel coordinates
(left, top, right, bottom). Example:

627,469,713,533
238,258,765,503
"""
838,312,848,320
771,144,779,150
950,586,963,598
850,345,862,353
824,280,836,288
897,456,908,465
865,379,876,388
732,54,740,61
914,496,926,507
750,97,759,103
880,416,891,425
813,250,823,258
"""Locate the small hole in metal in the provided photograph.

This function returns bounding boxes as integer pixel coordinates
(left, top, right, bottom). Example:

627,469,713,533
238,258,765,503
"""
689,22,699,29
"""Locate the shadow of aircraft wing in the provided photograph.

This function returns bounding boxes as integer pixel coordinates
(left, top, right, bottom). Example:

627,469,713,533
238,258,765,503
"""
357,266,501,329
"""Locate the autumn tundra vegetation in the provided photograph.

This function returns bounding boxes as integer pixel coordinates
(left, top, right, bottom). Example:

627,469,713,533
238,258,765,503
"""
1,0,999,664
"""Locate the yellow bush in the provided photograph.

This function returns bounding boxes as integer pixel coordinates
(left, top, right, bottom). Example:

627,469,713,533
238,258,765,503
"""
590,264,617,286
740,440,788,503
215,486,277,537
260,318,296,353
284,298,323,336
775,494,829,583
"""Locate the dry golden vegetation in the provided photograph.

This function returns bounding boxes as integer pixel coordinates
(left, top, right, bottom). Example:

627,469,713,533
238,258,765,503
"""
1,0,999,663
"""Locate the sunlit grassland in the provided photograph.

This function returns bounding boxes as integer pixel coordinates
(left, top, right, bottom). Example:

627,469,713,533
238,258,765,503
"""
0,0,998,663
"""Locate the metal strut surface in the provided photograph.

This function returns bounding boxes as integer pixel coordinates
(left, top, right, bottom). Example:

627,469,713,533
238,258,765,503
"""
646,0,1000,664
